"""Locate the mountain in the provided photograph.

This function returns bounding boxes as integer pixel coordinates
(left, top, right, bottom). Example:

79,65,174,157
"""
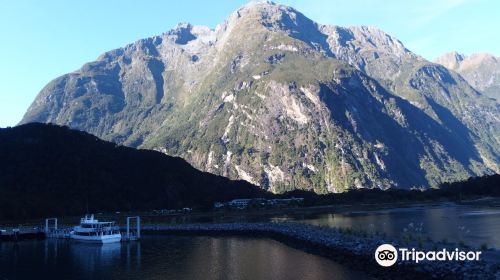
435,52,500,100
20,1,500,193
0,123,266,219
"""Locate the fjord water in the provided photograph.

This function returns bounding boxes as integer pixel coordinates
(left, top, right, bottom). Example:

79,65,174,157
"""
0,236,369,280
139,201,500,249
141,202,500,249
274,203,500,249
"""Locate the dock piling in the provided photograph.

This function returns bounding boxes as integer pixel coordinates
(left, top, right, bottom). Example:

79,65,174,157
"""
44,218,58,233
124,216,140,241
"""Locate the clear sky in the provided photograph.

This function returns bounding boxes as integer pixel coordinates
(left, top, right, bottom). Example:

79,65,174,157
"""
0,0,498,127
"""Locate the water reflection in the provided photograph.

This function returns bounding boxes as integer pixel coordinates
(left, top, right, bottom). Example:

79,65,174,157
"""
69,242,121,272
139,203,499,249
273,204,500,249
0,236,368,280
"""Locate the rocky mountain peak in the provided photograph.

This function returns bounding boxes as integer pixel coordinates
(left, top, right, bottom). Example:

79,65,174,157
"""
220,0,314,34
435,52,500,99
238,0,289,15
435,52,498,70
434,52,466,70
20,2,500,193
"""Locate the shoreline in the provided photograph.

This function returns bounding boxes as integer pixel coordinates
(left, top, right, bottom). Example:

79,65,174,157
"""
141,222,499,280
2,197,498,227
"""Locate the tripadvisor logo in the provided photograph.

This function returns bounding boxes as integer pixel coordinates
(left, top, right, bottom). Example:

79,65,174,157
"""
375,244,398,267
374,244,482,267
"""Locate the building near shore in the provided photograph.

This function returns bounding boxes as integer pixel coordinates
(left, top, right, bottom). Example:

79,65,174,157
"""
214,197,304,210
152,208,192,215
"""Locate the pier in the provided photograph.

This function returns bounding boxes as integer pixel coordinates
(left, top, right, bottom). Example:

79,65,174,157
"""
0,226,44,241
0,216,141,242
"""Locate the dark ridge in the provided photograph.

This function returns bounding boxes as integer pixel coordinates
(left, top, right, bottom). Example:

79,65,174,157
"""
0,123,268,220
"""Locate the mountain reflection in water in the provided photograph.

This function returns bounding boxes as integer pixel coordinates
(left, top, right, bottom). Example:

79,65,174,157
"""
0,236,369,280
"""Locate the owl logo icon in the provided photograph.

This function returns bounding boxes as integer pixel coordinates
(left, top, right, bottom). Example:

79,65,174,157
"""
375,244,398,267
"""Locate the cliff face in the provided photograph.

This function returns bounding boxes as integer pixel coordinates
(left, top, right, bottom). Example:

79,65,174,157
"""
21,2,500,193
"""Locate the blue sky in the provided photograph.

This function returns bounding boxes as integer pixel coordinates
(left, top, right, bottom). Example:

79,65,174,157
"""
0,0,498,127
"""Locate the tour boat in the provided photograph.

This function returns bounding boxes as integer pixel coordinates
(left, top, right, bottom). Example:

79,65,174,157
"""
70,214,122,243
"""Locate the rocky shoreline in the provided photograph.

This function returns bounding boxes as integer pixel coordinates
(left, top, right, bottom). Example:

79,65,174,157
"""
142,222,499,280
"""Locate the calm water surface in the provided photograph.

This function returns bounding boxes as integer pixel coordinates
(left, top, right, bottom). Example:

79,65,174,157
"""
138,202,500,249
0,236,369,280
273,203,500,249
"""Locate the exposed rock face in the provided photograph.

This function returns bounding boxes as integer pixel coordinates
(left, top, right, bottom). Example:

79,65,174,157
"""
435,52,500,100
21,1,500,193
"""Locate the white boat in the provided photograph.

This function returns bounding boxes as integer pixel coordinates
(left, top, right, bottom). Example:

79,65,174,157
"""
70,214,122,243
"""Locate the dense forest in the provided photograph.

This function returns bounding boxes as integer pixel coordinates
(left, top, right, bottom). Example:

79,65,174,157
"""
0,123,498,220
0,123,267,219
282,174,500,205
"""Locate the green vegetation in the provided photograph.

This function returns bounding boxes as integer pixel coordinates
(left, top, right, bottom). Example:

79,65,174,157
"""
279,173,500,206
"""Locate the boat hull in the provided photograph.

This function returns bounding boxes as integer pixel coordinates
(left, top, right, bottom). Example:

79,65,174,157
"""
70,233,122,244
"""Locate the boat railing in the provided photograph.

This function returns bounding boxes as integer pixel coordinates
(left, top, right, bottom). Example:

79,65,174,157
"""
79,225,120,233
